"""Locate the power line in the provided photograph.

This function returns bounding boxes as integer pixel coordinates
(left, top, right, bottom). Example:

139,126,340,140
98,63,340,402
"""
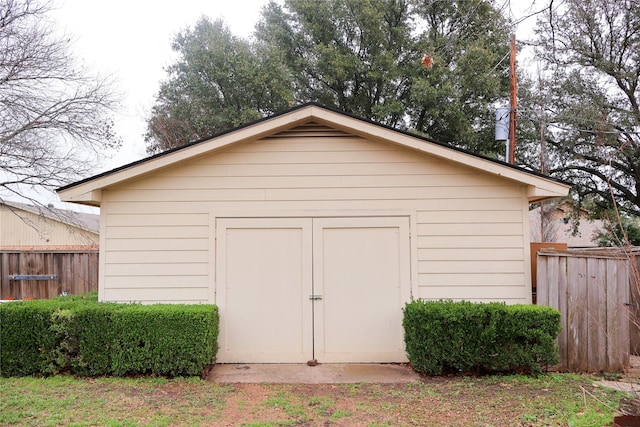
545,123,640,135
517,110,640,135
491,50,511,72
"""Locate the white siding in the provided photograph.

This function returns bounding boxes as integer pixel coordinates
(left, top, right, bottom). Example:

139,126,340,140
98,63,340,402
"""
101,124,531,304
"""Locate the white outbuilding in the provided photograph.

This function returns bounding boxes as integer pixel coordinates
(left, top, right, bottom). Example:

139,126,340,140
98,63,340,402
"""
57,103,570,364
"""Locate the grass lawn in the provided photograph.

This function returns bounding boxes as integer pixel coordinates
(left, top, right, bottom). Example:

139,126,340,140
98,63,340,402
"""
0,373,637,426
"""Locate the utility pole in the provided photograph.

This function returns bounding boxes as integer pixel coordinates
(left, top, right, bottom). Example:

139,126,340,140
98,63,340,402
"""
508,34,517,165
539,69,547,241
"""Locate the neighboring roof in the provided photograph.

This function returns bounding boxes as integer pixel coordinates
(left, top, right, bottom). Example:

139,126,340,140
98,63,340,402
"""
57,103,571,206
1,200,99,234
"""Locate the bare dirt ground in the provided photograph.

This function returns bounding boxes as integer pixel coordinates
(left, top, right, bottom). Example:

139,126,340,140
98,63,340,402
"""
2,371,637,426
198,376,635,426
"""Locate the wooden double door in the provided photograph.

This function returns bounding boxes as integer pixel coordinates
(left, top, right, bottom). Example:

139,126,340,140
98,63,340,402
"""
215,217,410,363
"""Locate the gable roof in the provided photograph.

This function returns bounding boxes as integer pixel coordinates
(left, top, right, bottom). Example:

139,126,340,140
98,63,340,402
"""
57,103,570,206
1,200,99,234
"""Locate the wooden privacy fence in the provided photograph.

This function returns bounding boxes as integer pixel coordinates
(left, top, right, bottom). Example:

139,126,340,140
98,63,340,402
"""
0,250,98,300
537,248,634,373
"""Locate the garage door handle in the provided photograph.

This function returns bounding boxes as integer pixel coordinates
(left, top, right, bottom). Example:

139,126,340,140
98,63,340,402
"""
309,295,323,300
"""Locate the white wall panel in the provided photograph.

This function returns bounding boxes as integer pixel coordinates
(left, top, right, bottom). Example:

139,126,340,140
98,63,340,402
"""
101,125,532,305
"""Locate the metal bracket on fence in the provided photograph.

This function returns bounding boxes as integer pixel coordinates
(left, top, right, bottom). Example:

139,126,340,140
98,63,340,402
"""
9,275,56,280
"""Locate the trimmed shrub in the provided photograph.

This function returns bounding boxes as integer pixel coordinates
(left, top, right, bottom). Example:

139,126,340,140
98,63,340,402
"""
109,304,218,377
0,300,60,376
0,296,218,378
68,303,121,376
403,300,561,375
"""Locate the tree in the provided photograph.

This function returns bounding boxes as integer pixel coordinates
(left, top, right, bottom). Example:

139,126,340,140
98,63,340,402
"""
594,213,640,247
0,0,120,202
145,17,294,154
255,0,415,128
147,0,514,157
529,200,561,243
257,0,512,154
530,0,640,217
408,0,512,155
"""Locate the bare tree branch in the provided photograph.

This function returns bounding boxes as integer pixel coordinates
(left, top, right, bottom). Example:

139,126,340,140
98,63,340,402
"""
528,0,640,218
0,0,121,199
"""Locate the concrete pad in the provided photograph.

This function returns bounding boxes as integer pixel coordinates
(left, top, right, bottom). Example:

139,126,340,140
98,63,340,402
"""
207,363,421,384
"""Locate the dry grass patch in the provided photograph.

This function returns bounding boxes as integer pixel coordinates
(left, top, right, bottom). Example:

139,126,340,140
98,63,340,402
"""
0,373,637,426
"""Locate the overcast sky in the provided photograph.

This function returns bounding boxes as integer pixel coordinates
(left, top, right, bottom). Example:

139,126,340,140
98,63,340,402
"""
52,0,270,173
46,0,540,209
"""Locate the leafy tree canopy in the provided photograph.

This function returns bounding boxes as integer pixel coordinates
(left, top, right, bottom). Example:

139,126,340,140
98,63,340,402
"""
522,0,640,217
146,0,513,156
145,17,294,153
594,213,640,247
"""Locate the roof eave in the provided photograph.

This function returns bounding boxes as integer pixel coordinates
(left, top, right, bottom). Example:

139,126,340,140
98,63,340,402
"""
61,190,102,207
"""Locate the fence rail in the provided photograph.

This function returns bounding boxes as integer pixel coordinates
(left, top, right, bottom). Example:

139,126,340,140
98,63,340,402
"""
537,248,634,372
0,250,98,300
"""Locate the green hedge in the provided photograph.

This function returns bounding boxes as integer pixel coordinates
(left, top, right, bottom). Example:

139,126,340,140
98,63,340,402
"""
0,300,69,376
403,300,561,375
0,296,219,377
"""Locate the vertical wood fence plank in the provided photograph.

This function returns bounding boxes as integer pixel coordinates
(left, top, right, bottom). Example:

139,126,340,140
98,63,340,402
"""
619,259,631,369
9,254,19,299
79,253,90,293
73,253,81,293
632,256,640,356
19,253,30,299
547,256,565,370
61,253,73,296
537,255,549,307
557,256,569,371
54,252,63,297
548,256,559,309
606,260,620,370
0,253,7,299
44,252,55,299
568,257,589,372
89,252,98,294
587,258,606,371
